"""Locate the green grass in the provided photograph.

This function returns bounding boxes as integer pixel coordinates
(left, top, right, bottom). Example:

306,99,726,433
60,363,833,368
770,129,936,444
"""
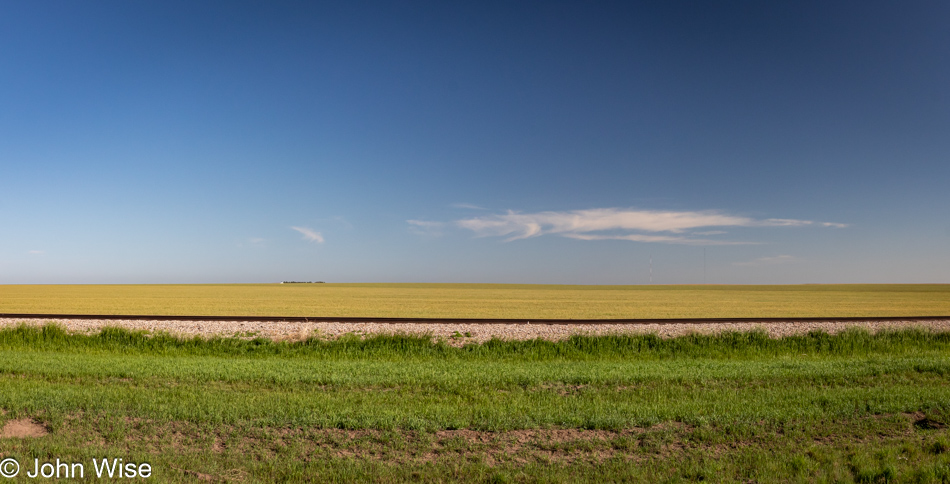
2,283,949,318
1,325,950,482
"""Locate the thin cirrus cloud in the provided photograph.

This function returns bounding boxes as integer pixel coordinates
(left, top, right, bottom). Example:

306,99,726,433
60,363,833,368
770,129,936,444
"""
561,233,746,245
407,219,444,236
734,255,797,266
290,226,324,243
449,208,847,245
450,203,488,210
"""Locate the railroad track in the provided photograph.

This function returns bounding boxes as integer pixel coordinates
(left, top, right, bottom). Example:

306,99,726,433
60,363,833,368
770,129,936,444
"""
1,313,948,325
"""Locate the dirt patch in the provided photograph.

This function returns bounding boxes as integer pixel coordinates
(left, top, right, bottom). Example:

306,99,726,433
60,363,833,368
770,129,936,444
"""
0,418,48,438
915,417,947,430
433,428,622,445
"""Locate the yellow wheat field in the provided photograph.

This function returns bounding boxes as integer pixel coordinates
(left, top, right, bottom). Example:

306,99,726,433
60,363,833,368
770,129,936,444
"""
1,283,948,319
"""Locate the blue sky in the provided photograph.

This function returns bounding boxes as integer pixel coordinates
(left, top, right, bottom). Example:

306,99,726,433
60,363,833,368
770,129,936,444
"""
2,1,948,284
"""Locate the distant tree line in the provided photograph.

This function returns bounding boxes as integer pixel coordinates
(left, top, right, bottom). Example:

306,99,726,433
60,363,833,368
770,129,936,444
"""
280,281,325,284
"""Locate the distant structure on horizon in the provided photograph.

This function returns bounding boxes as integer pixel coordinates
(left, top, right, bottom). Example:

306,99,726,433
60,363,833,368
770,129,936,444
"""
280,281,325,284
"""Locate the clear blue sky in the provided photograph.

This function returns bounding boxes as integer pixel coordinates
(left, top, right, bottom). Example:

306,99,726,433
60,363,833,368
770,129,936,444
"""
2,1,948,284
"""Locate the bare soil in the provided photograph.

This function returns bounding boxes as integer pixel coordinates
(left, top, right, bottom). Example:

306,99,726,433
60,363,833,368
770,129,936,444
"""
0,418,48,438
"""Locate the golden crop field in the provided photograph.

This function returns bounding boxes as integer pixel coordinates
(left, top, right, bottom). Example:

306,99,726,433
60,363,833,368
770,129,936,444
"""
1,283,949,319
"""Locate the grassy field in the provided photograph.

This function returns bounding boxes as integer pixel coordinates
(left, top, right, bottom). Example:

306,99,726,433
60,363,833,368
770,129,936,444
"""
1,325,949,482
1,283,949,318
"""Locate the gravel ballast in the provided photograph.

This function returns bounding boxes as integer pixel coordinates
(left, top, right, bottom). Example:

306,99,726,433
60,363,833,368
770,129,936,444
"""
3,317,950,344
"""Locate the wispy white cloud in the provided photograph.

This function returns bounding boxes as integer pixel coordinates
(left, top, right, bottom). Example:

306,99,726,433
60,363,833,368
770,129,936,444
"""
451,208,845,245
237,238,266,248
734,255,797,266
290,226,324,243
562,233,753,246
757,219,850,228
759,218,813,227
451,203,487,210
456,208,749,240
408,220,444,228
27,250,45,255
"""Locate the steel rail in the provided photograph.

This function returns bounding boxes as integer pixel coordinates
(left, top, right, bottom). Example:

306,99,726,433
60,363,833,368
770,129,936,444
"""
1,313,949,325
